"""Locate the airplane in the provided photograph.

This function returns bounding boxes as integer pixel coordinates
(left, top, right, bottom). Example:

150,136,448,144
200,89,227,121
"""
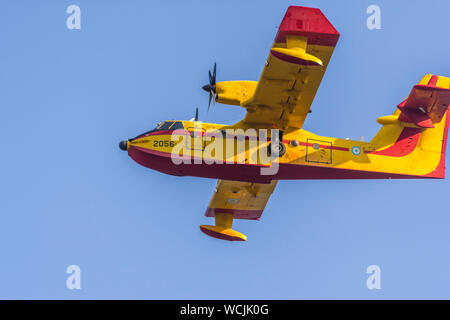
119,6,450,242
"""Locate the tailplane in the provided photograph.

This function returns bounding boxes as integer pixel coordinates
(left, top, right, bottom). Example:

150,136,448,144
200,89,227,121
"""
377,74,450,128
371,74,450,178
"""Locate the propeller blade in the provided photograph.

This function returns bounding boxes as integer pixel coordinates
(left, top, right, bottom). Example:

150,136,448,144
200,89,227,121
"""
208,93,212,111
195,107,199,121
210,90,216,106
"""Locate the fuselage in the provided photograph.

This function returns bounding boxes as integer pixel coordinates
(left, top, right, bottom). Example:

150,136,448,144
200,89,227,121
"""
121,116,448,183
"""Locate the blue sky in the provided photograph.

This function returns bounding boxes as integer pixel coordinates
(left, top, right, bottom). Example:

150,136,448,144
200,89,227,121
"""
1,0,450,299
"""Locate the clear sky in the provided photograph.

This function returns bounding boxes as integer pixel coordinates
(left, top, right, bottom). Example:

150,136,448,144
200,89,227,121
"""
1,0,450,299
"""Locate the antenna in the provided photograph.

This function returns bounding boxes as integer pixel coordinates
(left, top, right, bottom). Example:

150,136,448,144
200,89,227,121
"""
189,106,199,122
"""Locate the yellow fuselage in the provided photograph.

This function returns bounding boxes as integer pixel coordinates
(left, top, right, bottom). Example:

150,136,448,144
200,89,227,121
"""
126,112,448,182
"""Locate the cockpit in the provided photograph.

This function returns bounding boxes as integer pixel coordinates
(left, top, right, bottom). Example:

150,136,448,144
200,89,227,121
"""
128,121,185,142
155,121,184,130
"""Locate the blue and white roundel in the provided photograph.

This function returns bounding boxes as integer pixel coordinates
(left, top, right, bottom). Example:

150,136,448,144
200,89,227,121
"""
351,146,361,156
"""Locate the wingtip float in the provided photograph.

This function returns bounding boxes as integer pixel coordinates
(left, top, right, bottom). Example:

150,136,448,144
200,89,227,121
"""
119,6,450,241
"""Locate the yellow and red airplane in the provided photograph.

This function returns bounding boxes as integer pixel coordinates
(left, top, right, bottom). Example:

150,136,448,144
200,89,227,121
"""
119,6,450,241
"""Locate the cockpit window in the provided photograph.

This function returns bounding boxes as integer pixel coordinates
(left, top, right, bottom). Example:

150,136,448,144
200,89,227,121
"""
169,121,184,130
157,121,184,130
158,121,174,130
130,121,185,141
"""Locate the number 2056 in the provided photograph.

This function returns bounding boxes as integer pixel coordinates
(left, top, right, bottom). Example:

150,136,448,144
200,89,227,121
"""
153,140,175,148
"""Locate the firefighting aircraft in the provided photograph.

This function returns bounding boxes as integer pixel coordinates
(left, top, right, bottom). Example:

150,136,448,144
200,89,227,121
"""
119,6,450,241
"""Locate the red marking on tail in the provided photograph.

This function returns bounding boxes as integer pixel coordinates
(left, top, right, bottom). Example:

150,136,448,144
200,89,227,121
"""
366,128,422,157
428,75,439,87
424,109,450,178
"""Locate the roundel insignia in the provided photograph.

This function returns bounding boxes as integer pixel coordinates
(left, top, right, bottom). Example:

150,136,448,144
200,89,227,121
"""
351,146,361,156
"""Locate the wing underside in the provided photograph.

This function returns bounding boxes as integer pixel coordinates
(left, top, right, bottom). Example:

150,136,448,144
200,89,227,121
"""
200,180,278,241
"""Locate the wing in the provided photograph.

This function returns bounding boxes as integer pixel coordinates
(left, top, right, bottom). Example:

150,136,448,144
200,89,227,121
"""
242,6,339,130
200,180,278,241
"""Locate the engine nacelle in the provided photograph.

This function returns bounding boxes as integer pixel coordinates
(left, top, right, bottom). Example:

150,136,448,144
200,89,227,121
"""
216,81,257,106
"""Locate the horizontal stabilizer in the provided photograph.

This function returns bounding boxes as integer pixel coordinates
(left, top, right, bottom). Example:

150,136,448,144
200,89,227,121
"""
398,75,450,128
398,108,434,128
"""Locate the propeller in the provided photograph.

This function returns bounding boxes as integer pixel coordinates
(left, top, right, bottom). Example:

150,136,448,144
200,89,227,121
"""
202,62,217,111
